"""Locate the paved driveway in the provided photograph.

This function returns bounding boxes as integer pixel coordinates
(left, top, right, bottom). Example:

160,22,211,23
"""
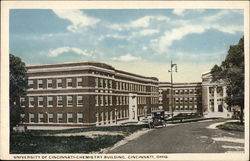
108,119,244,153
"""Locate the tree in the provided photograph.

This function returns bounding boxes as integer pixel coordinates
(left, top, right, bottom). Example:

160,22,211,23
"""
211,37,244,123
9,54,28,130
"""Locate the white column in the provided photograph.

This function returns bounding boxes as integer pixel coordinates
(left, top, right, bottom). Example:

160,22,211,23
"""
96,112,99,126
223,86,227,97
101,112,104,125
214,86,218,112
110,111,113,124
207,86,210,112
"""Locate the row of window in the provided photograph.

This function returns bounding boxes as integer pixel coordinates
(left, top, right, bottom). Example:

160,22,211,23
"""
20,95,83,107
21,113,84,123
95,77,155,92
174,105,198,110
28,77,158,94
28,78,83,89
20,95,157,107
174,89,201,95
174,97,200,103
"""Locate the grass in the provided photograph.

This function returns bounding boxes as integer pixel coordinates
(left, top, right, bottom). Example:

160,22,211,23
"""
216,121,244,132
10,124,147,154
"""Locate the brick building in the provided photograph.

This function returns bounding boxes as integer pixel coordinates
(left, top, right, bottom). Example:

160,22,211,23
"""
159,82,203,116
18,62,159,126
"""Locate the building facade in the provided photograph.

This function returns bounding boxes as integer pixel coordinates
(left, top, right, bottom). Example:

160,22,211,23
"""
159,82,203,116
17,62,232,127
201,72,232,118
18,62,159,126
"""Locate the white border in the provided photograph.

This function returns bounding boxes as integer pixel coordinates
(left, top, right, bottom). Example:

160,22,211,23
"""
1,1,249,161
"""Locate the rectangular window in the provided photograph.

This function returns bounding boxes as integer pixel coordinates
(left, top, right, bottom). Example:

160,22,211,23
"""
20,97,25,107
185,105,188,109
38,80,43,89
57,96,63,106
20,114,25,122
95,95,99,106
77,113,83,123
109,80,112,89
109,96,112,105
194,105,197,109
67,78,72,88
77,78,83,87
100,96,104,106
67,96,73,106
95,78,98,88
48,96,53,107
67,113,73,123
57,113,63,123
28,80,34,89
105,96,108,105
99,79,103,88
38,96,44,107
47,79,53,88
29,96,35,107
77,95,83,106
29,113,35,123
38,113,45,123
57,79,62,88
48,113,54,123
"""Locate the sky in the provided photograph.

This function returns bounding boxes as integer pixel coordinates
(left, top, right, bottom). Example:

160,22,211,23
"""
9,9,244,82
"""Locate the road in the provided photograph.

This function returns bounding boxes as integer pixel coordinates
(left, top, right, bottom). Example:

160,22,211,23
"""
109,119,244,153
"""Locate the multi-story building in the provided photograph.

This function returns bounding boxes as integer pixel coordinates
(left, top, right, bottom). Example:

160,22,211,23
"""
18,62,159,127
201,72,232,118
17,62,233,128
159,82,203,115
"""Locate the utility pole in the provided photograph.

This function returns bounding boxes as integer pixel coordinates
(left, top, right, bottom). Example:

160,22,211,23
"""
168,60,177,121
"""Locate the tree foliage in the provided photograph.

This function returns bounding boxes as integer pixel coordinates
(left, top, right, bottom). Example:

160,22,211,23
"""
9,54,28,129
211,37,244,122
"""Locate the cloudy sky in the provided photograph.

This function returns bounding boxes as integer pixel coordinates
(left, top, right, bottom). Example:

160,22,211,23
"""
10,9,243,82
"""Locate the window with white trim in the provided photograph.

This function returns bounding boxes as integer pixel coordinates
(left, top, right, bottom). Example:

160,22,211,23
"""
109,96,112,105
57,96,63,106
100,95,104,106
57,113,63,123
77,95,83,106
95,78,98,88
48,96,53,107
77,113,83,123
20,114,25,122
67,78,72,88
28,80,34,89
47,79,53,88
38,80,43,89
57,79,62,88
29,113,35,123
105,96,108,105
38,96,44,107
20,97,25,107
67,96,73,106
77,78,83,87
95,95,99,106
38,113,45,123
48,113,53,123
29,96,35,107
67,113,73,123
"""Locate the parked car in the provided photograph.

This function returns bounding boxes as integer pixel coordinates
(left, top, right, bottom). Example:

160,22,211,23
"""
148,110,167,128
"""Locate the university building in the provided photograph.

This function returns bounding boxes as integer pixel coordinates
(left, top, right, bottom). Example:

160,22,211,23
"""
17,61,232,127
18,62,159,126
158,82,203,115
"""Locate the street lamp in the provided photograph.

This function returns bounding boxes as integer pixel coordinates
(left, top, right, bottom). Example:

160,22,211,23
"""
168,60,177,121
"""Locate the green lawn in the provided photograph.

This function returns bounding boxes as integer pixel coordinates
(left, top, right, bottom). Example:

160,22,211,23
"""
216,121,244,132
10,124,148,154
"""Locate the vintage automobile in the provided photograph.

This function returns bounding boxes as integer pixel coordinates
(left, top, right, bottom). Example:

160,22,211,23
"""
148,110,167,128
